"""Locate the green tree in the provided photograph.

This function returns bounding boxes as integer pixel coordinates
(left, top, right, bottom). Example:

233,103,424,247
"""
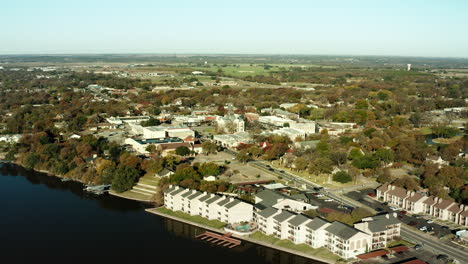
308,157,333,175
199,162,220,176
236,149,251,163
201,140,217,155
111,165,141,193
24,153,40,169
333,171,352,183
374,149,394,164
293,157,308,171
175,146,191,156
141,118,161,127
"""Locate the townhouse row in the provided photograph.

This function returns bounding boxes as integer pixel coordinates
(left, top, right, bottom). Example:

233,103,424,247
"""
163,185,253,224
255,207,400,259
376,183,468,227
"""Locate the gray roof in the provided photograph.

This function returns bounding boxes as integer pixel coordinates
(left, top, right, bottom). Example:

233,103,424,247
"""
169,187,186,196
257,207,279,218
198,193,212,202
305,218,330,230
157,168,174,177
363,213,400,233
217,197,232,207
206,195,222,205
290,193,308,201
288,214,310,227
255,189,286,207
187,191,203,200
163,185,177,194
273,210,295,222
225,199,241,209
181,190,195,198
325,221,361,240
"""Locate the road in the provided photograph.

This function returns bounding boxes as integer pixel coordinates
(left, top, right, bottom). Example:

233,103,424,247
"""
223,150,468,263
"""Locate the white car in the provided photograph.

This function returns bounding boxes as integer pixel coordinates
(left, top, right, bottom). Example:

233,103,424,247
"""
324,199,333,202
389,207,399,211
426,220,434,224
419,226,428,231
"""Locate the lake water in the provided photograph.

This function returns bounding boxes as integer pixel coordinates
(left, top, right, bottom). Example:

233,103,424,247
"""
0,163,323,264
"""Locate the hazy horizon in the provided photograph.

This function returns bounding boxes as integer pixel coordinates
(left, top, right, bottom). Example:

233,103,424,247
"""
3,0,468,57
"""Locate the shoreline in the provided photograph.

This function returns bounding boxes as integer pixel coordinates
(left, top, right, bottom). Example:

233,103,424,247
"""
3,160,153,203
146,207,336,264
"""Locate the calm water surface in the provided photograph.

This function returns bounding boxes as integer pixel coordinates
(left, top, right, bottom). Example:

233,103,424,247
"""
0,163,324,264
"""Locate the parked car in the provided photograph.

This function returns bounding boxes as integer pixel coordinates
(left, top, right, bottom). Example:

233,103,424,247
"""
324,199,333,202
426,219,434,224
279,170,285,173
414,244,423,250
376,208,384,212
413,214,421,218
313,193,324,198
408,221,418,226
399,210,407,215
436,254,449,261
389,206,399,211
419,226,428,231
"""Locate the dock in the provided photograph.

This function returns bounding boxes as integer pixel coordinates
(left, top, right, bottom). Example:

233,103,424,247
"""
195,231,241,248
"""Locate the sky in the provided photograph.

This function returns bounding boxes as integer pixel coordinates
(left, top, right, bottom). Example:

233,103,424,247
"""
1,0,468,57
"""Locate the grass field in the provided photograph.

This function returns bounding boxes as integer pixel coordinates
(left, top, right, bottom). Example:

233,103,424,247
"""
248,232,340,261
155,207,226,229
192,64,322,78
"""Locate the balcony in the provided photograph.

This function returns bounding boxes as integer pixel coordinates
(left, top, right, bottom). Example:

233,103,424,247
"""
274,225,281,231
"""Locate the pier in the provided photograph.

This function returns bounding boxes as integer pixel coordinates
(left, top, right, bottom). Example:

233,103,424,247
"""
196,231,241,248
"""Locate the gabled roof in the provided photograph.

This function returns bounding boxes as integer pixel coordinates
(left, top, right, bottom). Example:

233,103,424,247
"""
157,168,174,177
376,183,390,193
290,193,308,201
273,210,295,223
170,188,186,196
434,199,455,210
163,185,177,194
198,193,212,202
288,214,310,227
325,221,362,240
187,191,203,200
217,197,232,207
423,196,436,205
255,189,285,207
406,192,426,203
257,207,279,218
225,199,242,209
387,186,408,199
361,213,400,233
305,217,330,231
181,190,195,198
447,203,463,214
206,195,222,205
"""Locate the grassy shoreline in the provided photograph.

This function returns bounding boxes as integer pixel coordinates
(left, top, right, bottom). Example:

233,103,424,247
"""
146,207,339,264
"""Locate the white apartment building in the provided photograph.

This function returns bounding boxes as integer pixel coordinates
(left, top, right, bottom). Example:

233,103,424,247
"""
354,213,401,250
286,214,312,244
163,186,254,225
255,207,281,235
272,210,295,239
304,218,331,248
323,222,371,259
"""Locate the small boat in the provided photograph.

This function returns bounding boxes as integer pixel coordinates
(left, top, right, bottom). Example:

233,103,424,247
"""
61,178,71,182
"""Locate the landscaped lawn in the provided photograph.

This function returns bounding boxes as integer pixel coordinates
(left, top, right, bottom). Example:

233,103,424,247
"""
248,232,341,261
386,239,415,248
155,207,226,229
